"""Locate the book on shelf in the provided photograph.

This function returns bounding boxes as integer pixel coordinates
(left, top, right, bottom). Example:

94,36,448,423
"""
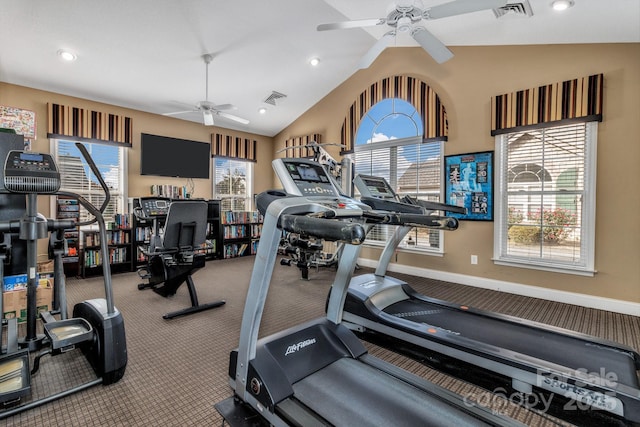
150,184,190,199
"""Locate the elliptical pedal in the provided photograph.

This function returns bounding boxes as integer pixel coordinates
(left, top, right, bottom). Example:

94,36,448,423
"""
43,318,93,351
0,352,30,406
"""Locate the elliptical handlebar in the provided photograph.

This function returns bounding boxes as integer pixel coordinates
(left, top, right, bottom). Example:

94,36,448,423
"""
75,143,110,216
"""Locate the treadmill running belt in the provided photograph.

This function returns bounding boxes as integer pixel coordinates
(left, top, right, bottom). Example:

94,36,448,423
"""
291,357,492,427
384,298,639,388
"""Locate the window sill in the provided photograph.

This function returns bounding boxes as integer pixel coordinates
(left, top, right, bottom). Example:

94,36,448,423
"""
363,242,443,257
492,258,596,277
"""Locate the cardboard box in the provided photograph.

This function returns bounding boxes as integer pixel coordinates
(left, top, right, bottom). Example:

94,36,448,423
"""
37,260,54,273
3,274,52,291
3,279,53,323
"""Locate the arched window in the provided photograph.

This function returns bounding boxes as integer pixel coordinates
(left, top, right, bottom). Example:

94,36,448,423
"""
351,98,445,251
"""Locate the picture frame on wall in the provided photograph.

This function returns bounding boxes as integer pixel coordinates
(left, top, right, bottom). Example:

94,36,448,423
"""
444,151,493,221
0,105,36,140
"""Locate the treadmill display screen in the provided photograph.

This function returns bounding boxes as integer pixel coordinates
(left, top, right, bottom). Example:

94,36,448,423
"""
282,160,335,196
362,177,395,199
296,165,321,182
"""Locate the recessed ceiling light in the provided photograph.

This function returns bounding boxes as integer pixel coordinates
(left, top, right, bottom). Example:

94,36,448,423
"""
57,49,77,61
309,57,320,67
258,107,267,114
551,0,574,11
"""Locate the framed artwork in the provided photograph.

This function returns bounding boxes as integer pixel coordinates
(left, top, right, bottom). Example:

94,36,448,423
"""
0,105,36,139
444,151,493,221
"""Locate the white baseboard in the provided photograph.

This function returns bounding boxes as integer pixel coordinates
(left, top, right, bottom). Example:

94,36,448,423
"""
357,258,640,317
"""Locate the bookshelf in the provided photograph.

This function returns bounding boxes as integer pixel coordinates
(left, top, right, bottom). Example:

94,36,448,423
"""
82,214,134,277
56,197,80,277
133,215,153,267
204,200,221,260
220,211,263,259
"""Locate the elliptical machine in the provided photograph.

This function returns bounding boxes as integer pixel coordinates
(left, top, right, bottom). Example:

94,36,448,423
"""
0,143,127,418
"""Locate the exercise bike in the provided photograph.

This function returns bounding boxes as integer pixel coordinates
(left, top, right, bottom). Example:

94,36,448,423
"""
0,143,127,418
134,197,225,319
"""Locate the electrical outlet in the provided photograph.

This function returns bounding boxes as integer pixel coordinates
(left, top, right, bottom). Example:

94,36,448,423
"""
471,255,478,265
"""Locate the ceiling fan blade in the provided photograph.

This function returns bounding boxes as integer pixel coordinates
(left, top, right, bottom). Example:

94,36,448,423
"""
203,110,214,126
163,110,198,116
358,31,395,69
426,0,507,20
213,104,237,111
216,111,250,125
411,27,454,64
317,18,386,31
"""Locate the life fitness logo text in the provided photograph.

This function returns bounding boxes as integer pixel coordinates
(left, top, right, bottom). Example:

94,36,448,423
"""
285,338,317,356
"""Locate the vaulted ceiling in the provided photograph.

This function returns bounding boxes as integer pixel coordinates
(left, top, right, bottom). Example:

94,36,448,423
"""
0,0,638,137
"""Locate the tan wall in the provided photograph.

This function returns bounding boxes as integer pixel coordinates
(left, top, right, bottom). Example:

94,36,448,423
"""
0,82,274,257
3,43,639,303
0,82,274,204
274,43,640,303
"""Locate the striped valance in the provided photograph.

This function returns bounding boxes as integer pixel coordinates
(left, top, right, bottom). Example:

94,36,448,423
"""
47,103,132,146
490,74,603,136
211,133,257,162
283,133,322,158
341,75,448,153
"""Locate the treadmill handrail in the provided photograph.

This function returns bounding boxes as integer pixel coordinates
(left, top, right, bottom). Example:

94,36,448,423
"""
234,195,366,402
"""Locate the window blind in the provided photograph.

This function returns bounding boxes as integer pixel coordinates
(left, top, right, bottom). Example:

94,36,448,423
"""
55,140,125,222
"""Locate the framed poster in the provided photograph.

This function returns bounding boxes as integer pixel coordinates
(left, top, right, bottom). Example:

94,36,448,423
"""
444,151,493,221
0,105,36,139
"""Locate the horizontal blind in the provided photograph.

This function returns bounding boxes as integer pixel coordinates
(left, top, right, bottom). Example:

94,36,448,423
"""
214,158,251,211
353,139,442,247
56,141,124,222
501,123,587,265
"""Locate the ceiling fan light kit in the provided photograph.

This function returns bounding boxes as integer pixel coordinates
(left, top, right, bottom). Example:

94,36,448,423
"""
319,0,508,67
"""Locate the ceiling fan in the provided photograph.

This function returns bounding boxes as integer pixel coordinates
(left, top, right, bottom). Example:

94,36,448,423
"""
318,0,507,68
163,54,249,126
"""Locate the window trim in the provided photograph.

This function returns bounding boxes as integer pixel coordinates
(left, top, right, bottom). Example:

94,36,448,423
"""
493,122,597,276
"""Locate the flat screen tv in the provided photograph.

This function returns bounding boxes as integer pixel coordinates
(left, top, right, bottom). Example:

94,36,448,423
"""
140,133,210,179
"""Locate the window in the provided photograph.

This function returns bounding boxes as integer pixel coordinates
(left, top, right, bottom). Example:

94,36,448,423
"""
494,122,596,274
213,158,253,211
52,139,127,223
350,98,445,251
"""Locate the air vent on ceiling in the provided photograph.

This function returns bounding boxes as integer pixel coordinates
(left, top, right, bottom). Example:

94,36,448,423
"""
493,1,533,18
263,91,287,106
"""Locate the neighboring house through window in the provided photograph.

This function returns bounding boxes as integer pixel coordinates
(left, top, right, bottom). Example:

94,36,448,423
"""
213,158,253,211
494,122,596,274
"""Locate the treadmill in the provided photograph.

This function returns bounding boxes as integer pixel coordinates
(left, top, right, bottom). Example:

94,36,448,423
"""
341,173,640,425
215,158,519,427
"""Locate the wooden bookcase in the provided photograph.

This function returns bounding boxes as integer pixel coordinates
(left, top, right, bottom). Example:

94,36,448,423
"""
220,211,263,259
81,214,134,277
56,197,80,277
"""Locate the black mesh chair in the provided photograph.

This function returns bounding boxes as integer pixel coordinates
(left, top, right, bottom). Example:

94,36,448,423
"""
138,200,225,319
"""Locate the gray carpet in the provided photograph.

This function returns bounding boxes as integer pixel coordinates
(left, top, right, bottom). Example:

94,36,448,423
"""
2,256,638,426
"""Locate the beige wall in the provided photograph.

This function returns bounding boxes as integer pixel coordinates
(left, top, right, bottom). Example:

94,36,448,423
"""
2,43,639,304
0,82,275,208
273,43,640,304
0,82,274,258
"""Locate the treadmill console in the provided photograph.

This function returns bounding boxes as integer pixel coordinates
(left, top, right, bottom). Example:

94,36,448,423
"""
353,174,423,214
274,159,339,197
3,150,61,194
355,175,398,200
271,158,368,216
138,197,171,218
